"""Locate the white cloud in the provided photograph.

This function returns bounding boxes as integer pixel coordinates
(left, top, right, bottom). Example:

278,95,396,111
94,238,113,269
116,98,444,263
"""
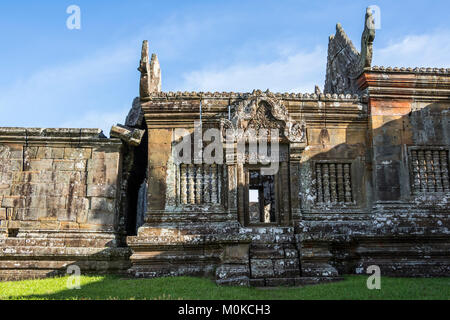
180,29,450,95
373,29,450,68
180,47,326,93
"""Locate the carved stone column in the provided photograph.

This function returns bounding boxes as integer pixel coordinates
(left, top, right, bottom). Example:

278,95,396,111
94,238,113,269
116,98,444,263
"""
418,151,427,192
433,150,443,192
180,164,187,204
440,151,449,192
329,163,337,203
188,164,195,204
425,150,435,192
411,150,421,192
280,161,291,225
211,164,218,204
344,164,352,202
316,163,323,203
322,164,331,203
336,163,344,202
196,165,203,204
203,164,210,204
289,143,304,221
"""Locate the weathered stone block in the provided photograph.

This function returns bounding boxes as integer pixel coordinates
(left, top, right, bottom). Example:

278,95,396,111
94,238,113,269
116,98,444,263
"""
15,208,46,221
39,220,60,229
90,197,116,213
53,160,75,171
64,148,92,160
0,159,22,172
87,210,115,225
222,244,250,264
284,248,298,258
250,259,274,278
87,169,117,185
36,147,53,159
28,159,53,171
1,196,23,208
215,264,250,286
0,172,13,183
74,160,87,171
87,157,119,172
87,184,117,198
0,144,22,159
273,259,300,278
148,149,170,166
60,221,79,229
51,147,65,159
0,208,6,220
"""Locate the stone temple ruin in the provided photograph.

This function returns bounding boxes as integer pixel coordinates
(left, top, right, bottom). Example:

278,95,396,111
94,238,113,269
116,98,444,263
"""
0,9,449,285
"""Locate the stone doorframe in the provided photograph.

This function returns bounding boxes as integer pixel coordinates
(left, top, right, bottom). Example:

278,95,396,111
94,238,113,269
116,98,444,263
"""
219,92,307,227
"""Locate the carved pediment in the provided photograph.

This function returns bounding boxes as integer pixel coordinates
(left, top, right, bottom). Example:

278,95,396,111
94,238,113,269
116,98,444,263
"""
324,8,375,95
221,92,306,143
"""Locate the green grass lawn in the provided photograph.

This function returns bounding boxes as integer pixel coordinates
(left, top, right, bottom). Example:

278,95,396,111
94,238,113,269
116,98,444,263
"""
0,275,448,300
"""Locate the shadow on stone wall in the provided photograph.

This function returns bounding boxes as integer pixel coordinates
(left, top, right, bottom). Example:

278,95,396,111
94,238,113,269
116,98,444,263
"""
304,103,450,277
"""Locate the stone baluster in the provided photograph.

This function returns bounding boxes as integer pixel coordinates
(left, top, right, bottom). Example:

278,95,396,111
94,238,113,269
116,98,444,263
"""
329,163,337,203
203,164,210,203
322,164,330,203
188,164,195,204
418,150,427,192
223,164,228,208
440,151,449,192
411,150,420,193
344,164,352,203
336,163,344,202
180,164,187,204
217,165,222,204
433,150,443,193
425,150,435,192
211,164,218,204
195,165,203,204
316,164,323,203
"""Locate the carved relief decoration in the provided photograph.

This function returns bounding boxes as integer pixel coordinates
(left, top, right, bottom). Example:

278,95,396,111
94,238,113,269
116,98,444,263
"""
221,92,306,144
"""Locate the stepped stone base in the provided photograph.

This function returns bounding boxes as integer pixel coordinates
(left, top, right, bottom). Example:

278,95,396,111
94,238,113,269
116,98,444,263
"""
127,221,252,286
250,277,343,287
0,230,131,281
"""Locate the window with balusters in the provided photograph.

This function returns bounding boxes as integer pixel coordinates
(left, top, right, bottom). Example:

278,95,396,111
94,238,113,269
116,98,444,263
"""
178,164,224,205
315,162,353,204
409,148,450,194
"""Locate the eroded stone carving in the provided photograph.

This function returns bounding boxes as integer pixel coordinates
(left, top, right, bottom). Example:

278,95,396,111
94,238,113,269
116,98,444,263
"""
138,40,161,98
324,7,375,94
222,92,306,144
110,124,145,147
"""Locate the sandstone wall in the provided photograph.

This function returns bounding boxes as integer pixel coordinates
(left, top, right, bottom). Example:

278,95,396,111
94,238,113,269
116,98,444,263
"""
0,128,130,280
0,128,123,233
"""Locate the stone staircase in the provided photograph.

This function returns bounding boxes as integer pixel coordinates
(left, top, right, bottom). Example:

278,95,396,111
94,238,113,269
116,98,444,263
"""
127,217,252,285
245,226,302,286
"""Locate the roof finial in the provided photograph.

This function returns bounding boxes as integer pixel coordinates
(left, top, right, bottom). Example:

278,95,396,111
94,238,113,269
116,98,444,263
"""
138,40,161,98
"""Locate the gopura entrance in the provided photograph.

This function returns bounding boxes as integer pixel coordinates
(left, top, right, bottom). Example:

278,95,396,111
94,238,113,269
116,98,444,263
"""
126,69,310,284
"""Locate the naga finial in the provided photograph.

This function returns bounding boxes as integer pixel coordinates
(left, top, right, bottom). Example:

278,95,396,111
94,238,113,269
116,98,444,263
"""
360,7,376,69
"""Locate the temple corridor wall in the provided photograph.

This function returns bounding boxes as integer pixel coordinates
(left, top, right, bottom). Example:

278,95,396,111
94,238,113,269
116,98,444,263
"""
0,128,123,232
0,128,130,280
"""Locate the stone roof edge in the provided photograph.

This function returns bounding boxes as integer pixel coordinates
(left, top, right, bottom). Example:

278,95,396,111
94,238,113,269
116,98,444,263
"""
146,90,361,102
0,128,121,144
369,66,450,74
0,127,103,137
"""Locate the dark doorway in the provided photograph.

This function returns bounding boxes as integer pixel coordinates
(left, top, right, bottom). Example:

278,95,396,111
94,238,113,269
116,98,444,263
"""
248,170,276,223
125,129,148,236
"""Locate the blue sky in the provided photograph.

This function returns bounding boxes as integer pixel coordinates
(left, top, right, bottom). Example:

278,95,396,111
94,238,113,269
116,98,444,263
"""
0,0,449,134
